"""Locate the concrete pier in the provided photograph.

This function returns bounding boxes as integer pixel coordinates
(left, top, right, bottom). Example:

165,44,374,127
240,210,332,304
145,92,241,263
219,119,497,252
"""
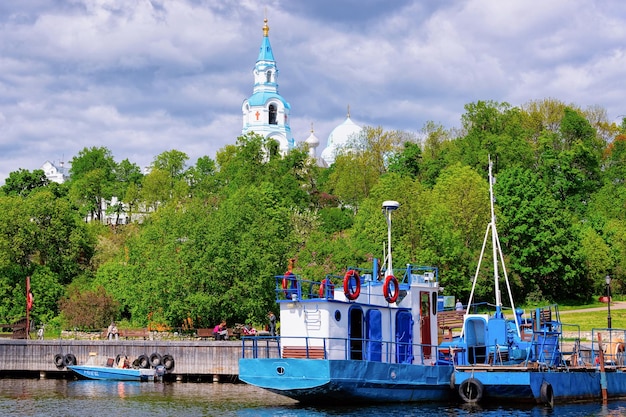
0,339,242,382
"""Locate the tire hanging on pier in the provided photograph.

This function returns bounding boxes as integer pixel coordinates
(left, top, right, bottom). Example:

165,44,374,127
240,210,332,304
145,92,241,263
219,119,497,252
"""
137,354,150,369
63,353,77,367
149,352,162,367
458,377,483,403
54,354,65,368
162,354,175,372
343,270,360,300
161,354,174,372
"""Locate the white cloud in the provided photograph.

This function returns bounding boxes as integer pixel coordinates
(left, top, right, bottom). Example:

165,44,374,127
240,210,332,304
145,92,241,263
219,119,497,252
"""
0,0,625,183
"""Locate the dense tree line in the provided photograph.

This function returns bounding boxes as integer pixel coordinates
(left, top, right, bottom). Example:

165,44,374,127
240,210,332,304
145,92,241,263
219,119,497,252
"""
1,99,624,331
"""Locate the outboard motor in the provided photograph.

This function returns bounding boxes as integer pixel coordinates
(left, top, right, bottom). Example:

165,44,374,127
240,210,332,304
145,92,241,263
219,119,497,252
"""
155,365,166,381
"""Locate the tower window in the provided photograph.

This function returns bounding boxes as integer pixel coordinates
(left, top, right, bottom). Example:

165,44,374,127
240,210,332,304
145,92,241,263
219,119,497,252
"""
269,104,277,125
266,70,272,83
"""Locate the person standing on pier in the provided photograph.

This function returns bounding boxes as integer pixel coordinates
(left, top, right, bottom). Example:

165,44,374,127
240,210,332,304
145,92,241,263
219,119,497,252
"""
268,311,276,336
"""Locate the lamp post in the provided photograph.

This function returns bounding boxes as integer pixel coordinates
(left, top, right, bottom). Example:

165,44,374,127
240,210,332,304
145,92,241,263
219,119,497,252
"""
606,275,612,329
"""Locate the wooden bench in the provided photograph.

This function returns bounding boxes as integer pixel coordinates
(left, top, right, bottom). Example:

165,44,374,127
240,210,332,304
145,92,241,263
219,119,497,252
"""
282,346,326,359
438,310,465,341
196,328,214,340
119,328,150,339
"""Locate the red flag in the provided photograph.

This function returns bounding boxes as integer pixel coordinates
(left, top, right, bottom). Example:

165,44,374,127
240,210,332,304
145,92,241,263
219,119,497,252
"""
27,292,34,311
26,276,33,311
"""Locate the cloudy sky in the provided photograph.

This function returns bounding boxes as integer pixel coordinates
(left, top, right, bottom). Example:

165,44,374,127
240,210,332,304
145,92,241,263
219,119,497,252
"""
1,0,625,183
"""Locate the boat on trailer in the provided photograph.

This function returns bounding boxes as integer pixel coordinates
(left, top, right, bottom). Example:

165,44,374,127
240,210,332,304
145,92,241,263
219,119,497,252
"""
446,158,626,406
238,201,455,404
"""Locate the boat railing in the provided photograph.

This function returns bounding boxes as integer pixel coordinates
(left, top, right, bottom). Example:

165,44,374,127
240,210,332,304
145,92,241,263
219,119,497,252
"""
447,322,626,369
241,335,448,365
274,264,439,302
589,328,626,368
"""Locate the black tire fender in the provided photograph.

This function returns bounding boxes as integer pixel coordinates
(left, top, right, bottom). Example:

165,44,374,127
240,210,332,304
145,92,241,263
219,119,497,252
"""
54,354,65,368
162,354,175,371
458,377,483,403
63,353,77,366
149,352,162,367
540,381,554,408
137,354,150,369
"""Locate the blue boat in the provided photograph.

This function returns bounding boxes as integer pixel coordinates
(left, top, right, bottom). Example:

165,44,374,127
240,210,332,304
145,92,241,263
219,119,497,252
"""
68,365,157,382
67,353,161,382
239,201,455,404
445,158,626,406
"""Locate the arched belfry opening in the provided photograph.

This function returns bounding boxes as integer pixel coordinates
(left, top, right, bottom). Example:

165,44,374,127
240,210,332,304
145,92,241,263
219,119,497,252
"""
269,104,277,125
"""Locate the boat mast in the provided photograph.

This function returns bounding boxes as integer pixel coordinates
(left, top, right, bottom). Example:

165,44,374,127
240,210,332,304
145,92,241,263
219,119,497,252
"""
489,159,501,315
465,157,520,336
382,201,400,277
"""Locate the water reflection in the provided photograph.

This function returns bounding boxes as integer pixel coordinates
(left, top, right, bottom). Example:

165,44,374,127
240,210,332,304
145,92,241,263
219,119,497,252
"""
0,379,625,417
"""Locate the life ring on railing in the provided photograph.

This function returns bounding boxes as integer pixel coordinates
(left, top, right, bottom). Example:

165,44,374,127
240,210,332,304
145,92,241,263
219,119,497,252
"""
282,271,299,299
383,275,399,303
540,381,554,408
319,278,335,298
343,270,360,300
458,377,483,403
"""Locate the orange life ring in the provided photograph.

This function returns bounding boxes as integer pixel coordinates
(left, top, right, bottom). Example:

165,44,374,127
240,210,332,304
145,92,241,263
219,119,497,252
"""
343,270,361,300
282,272,298,298
383,275,399,303
319,278,335,298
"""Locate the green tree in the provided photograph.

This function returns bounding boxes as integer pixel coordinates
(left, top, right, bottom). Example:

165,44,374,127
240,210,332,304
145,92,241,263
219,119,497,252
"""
496,167,587,302
420,164,489,300
141,168,170,211
109,159,143,223
59,285,120,330
152,149,189,179
1,169,49,197
327,127,409,210
69,147,117,222
537,107,602,214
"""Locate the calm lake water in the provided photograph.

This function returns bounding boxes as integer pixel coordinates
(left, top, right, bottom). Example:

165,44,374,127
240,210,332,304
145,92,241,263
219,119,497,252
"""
0,378,625,417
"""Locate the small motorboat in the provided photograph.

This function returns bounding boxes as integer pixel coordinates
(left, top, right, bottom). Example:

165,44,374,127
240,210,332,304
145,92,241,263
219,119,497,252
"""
67,353,163,382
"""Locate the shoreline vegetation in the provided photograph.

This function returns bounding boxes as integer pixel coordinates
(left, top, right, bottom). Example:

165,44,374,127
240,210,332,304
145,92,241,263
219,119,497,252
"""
1,104,625,336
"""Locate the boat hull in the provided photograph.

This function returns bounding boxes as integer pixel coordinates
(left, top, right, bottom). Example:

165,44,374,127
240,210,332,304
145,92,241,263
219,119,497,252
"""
239,358,454,403
455,369,626,404
67,365,156,382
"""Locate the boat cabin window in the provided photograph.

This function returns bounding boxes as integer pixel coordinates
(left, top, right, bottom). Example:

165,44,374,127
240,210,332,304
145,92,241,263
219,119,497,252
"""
334,310,341,322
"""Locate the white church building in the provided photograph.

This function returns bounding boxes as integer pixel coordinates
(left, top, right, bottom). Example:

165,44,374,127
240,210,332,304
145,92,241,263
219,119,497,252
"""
242,18,362,167
40,17,362,224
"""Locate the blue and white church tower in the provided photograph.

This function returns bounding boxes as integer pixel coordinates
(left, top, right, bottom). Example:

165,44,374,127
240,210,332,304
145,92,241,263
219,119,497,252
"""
242,19,294,154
